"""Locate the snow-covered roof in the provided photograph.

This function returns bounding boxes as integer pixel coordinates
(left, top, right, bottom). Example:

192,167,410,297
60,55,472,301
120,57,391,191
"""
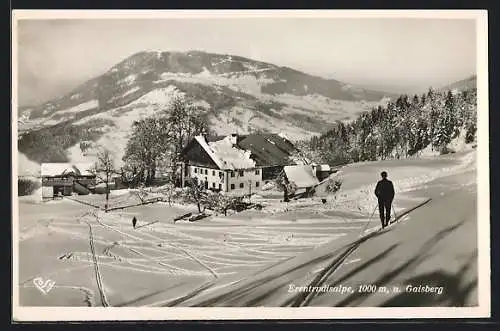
195,135,256,170
41,163,94,177
316,164,331,171
237,134,297,167
284,165,319,189
278,132,290,140
184,134,298,170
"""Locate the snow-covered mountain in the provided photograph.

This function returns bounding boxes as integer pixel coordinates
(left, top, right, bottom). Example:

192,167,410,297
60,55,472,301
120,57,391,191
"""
18,50,396,165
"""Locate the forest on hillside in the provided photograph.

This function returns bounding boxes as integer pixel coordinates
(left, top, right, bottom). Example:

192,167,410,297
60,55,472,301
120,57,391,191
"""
18,118,117,163
297,88,477,166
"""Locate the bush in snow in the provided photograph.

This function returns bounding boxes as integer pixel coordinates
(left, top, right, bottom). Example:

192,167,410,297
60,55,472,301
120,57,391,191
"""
18,178,40,196
261,181,276,191
439,146,456,155
325,177,343,194
275,174,298,202
465,124,477,144
203,192,243,216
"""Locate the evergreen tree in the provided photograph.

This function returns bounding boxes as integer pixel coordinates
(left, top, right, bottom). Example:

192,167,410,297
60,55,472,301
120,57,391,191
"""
307,87,476,164
463,90,477,143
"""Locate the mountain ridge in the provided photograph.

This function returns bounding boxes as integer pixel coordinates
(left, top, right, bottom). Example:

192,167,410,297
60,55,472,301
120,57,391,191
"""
17,50,474,167
19,50,395,125
439,74,476,92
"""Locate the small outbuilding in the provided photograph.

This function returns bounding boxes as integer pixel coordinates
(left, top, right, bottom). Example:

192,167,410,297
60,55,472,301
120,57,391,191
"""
283,165,320,190
41,163,95,199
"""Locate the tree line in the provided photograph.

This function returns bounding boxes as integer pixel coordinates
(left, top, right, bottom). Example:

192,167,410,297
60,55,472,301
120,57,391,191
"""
18,118,116,163
301,88,477,166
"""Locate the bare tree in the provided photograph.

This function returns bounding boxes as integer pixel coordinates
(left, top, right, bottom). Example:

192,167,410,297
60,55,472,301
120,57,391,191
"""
91,149,118,211
133,184,149,204
166,95,210,162
185,177,207,213
158,182,176,206
123,116,170,185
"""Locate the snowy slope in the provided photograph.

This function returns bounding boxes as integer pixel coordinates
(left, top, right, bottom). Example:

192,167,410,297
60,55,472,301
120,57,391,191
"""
18,152,41,177
69,86,184,165
17,148,477,307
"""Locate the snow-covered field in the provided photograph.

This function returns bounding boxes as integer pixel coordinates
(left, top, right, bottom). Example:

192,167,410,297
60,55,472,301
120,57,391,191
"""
57,100,99,116
210,106,316,138
17,150,476,307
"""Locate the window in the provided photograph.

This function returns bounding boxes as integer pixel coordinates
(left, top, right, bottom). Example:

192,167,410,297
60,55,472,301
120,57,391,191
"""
204,169,208,175
255,169,260,175
231,171,235,177
212,182,215,188
212,170,215,176
239,170,244,177
219,184,222,190
194,168,197,174
240,183,244,188
231,184,235,190
219,171,223,177
256,181,260,187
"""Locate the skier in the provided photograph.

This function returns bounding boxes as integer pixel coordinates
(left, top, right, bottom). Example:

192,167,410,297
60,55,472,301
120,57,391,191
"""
374,171,395,229
132,216,137,229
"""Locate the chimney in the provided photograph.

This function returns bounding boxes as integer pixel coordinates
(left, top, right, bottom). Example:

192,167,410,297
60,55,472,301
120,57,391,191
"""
201,132,208,142
228,133,238,145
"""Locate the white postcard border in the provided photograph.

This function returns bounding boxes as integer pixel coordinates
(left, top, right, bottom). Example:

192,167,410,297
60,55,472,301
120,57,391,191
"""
11,9,490,321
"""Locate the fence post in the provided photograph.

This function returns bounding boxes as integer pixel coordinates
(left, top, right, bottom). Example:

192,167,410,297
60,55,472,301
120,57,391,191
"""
248,180,252,203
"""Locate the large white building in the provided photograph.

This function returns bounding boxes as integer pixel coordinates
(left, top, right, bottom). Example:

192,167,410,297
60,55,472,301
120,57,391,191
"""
179,133,305,195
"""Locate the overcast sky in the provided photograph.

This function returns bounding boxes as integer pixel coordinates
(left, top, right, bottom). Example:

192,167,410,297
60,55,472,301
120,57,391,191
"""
16,16,477,107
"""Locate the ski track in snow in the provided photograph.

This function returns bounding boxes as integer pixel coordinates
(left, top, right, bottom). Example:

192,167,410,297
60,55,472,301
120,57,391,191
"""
20,203,364,306
18,151,475,306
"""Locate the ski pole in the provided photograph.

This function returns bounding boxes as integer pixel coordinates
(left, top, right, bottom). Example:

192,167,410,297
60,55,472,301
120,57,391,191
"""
369,204,377,222
360,204,378,235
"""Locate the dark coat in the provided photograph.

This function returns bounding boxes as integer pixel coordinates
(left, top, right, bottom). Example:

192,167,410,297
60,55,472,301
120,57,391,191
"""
375,178,395,201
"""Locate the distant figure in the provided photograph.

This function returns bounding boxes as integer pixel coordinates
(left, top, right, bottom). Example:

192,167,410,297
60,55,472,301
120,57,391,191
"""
374,171,395,229
132,216,137,229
